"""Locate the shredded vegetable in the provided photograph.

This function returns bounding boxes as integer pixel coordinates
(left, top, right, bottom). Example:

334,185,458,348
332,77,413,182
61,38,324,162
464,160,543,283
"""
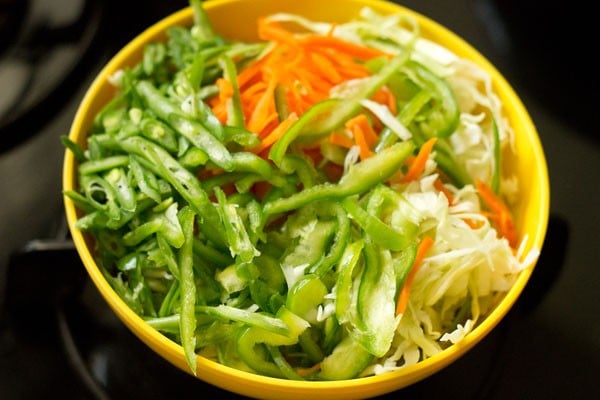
63,1,539,381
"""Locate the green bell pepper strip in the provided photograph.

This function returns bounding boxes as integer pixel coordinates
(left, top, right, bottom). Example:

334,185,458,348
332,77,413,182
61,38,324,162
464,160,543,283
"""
158,279,180,318
404,60,459,139
123,202,184,248
353,237,397,357
178,206,198,375
196,305,289,335
129,155,162,203
263,141,415,215
134,80,181,121
78,155,129,175
168,113,234,171
268,98,339,166
310,203,351,276
139,117,179,153
413,130,472,187
214,187,259,263
218,54,245,128
61,135,87,163
156,233,180,280
222,125,261,149
366,184,421,243
393,242,418,295
279,153,321,189
274,84,290,121
186,93,226,142
193,238,233,269
236,328,285,378
266,345,305,380
145,313,181,334
118,136,226,247
235,307,309,378
136,80,234,170
190,0,216,41
104,167,137,213
297,329,325,365
249,278,286,315
63,190,95,214
374,89,432,153
318,334,374,380
80,175,121,220
231,152,282,184
286,274,328,324
185,52,205,91
279,218,337,289
334,239,364,324
177,146,210,169
341,196,408,252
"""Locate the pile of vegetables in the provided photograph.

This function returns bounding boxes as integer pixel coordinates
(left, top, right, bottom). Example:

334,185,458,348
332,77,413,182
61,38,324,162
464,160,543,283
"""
63,0,537,380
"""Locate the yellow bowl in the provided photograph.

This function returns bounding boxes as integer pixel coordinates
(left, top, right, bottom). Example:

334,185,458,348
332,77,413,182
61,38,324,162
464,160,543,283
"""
63,0,550,398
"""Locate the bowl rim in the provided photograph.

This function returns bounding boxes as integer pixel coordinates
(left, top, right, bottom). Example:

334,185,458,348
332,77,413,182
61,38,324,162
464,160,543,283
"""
63,0,550,398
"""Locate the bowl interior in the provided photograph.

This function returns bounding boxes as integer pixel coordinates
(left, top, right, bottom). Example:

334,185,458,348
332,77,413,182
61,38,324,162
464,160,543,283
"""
63,0,549,398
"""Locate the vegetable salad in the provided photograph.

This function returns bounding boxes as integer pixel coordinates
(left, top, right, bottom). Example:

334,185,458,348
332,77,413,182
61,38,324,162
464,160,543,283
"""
63,0,538,380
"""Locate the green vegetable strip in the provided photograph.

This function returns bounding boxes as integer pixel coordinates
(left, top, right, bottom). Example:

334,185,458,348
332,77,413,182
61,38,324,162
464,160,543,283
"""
196,305,289,335
354,237,397,357
118,136,226,247
335,240,364,324
129,156,162,203
168,113,234,171
267,345,305,380
218,54,245,128
214,187,259,263
341,196,408,251
78,155,129,175
178,206,197,375
264,141,415,215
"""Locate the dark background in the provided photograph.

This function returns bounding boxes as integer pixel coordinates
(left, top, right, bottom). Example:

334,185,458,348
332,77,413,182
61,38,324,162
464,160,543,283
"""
0,0,598,399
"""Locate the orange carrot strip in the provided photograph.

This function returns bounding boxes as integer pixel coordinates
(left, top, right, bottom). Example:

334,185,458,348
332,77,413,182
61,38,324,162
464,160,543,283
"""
352,124,373,160
396,236,435,315
434,178,454,204
300,35,387,60
252,112,298,154
258,19,298,46
401,137,437,182
328,132,355,149
310,52,342,84
345,114,375,159
475,179,517,247
247,73,278,134
296,363,322,377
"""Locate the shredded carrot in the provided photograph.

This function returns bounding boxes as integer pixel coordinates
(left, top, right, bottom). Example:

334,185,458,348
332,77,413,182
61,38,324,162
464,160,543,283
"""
401,137,437,182
300,35,387,60
434,178,454,204
342,114,378,159
396,236,435,315
475,179,518,248
328,132,354,149
258,18,298,45
371,86,397,115
251,112,299,155
296,362,322,377
463,218,484,230
206,17,394,155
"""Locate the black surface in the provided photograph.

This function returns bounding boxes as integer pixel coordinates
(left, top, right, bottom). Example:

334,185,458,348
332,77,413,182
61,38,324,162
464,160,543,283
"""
1,1,598,399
